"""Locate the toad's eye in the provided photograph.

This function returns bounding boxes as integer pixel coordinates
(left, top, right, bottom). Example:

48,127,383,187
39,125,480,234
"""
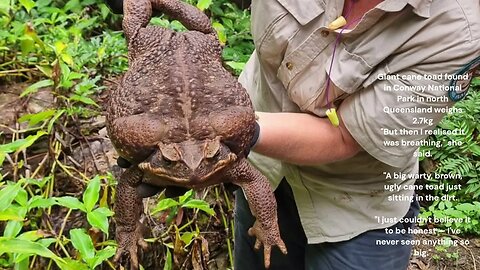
163,157,173,166
211,151,220,159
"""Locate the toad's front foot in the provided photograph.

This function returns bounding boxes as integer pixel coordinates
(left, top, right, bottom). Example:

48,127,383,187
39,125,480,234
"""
248,220,287,268
113,223,148,270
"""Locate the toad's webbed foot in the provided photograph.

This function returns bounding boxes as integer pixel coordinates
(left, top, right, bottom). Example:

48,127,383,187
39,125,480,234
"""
230,159,287,268
113,223,148,270
248,220,287,268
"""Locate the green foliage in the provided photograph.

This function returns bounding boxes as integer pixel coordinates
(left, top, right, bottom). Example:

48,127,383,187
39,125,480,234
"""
0,176,115,269
420,200,480,234
421,89,480,198
0,0,127,124
152,189,215,220
69,228,116,269
55,176,114,234
420,84,480,235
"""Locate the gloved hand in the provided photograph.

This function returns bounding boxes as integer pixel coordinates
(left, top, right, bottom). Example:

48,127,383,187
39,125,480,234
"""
104,0,124,14
249,121,261,150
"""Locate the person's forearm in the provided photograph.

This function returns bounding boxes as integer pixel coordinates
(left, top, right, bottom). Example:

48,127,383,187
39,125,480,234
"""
253,112,362,166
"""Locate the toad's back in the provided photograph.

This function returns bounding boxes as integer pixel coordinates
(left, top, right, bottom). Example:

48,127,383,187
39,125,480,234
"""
108,27,253,144
108,26,253,159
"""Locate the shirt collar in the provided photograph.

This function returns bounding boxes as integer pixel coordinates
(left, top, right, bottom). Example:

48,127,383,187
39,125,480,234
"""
377,0,432,18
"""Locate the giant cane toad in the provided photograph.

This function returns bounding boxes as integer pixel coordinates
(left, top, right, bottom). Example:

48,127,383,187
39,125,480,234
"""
106,0,287,268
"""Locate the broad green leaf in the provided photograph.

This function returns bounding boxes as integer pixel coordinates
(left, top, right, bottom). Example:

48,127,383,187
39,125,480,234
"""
4,220,23,238
61,53,74,66
0,1,10,16
225,61,245,71
212,22,227,44
179,189,193,204
196,0,212,11
83,176,100,212
86,207,112,234
25,24,45,53
35,65,53,78
455,203,476,212
54,41,67,54
89,246,116,269
0,206,27,221
69,95,99,107
59,61,73,88
55,196,86,212
99,3,110,20
151,198,179,214
180,232,196,247
181,199,215,215
0,152,5,166
470,144,480,156
163,248,172,270
63,0,81,12
19,0,35,13
444,200,452,209
48,109,65,133
20,80,53,97
443,208,465,219
20,37,35,56
0,238,64,263
14,257,29,270
57,257,89,270
17,230,45,242
97,46,106,60
67,72,84,81
70,229,95,260
15,188,28,207
28,196,55,210
18,109,56,127
0,182,22,211
24,177,51,189
0,131,47,154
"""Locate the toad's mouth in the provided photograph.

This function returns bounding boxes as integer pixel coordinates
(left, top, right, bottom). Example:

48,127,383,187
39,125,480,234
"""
137,153,237,185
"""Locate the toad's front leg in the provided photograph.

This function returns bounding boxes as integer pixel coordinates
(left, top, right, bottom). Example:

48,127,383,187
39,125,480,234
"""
228,159,287,268
113,166,147,270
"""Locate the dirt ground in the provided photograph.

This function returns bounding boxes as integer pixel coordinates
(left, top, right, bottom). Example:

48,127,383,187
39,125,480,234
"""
409,234,480,270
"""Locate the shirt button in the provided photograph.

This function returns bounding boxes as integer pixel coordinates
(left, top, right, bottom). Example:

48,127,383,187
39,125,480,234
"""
321,30,330,37
286,62,294,70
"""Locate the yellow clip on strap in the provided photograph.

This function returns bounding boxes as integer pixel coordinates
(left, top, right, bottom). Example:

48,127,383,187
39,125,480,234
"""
328,16,347,30
326,108,340,127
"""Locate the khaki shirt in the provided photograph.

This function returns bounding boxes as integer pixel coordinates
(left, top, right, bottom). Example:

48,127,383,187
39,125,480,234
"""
240,0,480,243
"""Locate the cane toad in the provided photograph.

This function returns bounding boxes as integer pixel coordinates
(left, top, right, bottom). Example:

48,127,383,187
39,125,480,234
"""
106,0,287,268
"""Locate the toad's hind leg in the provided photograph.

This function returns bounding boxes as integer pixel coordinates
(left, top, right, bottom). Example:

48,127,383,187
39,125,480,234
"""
113,167,148,270
123,0,213,42
227,159,287,268
151,0,214,34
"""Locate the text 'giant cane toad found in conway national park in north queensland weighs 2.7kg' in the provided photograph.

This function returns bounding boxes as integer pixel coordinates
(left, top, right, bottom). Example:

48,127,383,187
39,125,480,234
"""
105,0,287,269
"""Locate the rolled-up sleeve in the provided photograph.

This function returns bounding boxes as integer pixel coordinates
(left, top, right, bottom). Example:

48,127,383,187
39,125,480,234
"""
339,75,454,168
335,0,480,168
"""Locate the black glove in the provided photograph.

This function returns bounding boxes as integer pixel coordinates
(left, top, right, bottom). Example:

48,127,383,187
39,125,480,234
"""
104,0,124,14
116,156,131,168
250,121,261,149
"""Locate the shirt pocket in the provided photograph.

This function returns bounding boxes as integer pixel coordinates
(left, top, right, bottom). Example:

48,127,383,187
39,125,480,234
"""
252,0,325,68
276,28,338,113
